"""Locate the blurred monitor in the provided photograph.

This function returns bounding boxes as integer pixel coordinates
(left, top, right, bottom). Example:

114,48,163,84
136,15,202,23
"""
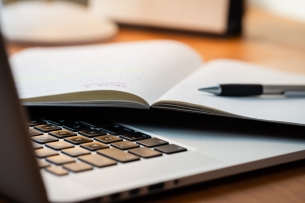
89,0,244,37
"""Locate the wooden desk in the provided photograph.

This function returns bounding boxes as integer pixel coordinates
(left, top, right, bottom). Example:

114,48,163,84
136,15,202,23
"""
5,8,305,203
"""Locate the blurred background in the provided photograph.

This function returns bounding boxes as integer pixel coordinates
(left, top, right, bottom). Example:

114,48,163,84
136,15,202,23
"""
249,0,305,22
2,0,305,43
2,0,305,44
3,0,86,5
2,0,305,73
3,0,305,22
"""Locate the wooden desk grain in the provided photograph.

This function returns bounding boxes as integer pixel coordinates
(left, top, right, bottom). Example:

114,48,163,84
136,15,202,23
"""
4,8,305,203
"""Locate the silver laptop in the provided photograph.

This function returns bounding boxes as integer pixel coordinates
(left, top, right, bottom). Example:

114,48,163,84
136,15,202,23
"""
1,33,305,203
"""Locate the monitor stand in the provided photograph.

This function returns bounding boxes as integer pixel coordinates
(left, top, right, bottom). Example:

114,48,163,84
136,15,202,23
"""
1,1,118,45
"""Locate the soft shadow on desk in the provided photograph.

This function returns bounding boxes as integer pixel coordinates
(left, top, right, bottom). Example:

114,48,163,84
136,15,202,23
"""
28,106,305,141
140,108,305,142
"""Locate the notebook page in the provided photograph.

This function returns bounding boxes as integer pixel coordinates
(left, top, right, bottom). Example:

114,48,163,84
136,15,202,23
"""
155,59,305,125
10,40,202,105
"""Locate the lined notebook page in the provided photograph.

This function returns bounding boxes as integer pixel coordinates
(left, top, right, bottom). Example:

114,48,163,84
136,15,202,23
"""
10,40,202,105
156,60,305,125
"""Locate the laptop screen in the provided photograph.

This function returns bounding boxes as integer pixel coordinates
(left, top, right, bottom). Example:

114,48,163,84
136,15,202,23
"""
0,32,48,203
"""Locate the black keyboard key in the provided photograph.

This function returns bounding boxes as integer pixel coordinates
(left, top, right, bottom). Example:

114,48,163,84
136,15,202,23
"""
80,142,108,151
137,138,168,147
97,148,139,163
154,144,187,154
64,136,92,145
32,142,43,149
111,141,139,150
46,141,74,150
46,155,75,165
34,124,61,133
79,119,112,128
63,123,90,132
79,154,116,168
37,160,50,168
48,119,78,126
28,129,43,137
35,148,58,158
79,129,107,138
31,135,59,144
27,119,46,127
62,148,91,157
35,115,51,121
95,135,122,144
98,125,135,135
49,129,76,138
129,147,162,158
63,162,93,173
120,132,151,141
46,166,68,176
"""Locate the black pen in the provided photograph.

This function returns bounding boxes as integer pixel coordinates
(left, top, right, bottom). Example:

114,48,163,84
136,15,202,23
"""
198,84,305,96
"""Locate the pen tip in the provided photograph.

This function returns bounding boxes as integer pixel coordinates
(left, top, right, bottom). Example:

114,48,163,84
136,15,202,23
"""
198,86,220,94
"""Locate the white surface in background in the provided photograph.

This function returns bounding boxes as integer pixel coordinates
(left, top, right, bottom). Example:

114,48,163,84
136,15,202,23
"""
89,0,229,34
249,0,305,22
1,1,117,44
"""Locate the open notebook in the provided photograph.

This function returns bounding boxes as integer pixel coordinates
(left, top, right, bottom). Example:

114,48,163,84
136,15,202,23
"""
10,40,305,126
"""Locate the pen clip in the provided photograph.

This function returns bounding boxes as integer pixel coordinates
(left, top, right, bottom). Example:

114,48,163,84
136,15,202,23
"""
284,91,305,97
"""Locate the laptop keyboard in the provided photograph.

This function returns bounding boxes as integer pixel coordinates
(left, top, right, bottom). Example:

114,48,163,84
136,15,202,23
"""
28,118,187,176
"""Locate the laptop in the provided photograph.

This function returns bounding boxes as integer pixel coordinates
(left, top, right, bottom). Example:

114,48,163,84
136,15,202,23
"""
1,32,305,203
